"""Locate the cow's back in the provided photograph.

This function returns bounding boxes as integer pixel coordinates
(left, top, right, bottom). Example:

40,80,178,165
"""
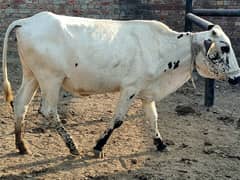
16,12,177,95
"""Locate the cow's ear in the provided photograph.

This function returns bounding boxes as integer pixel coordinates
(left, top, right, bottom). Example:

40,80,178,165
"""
210,25,221,36
204,39,213,54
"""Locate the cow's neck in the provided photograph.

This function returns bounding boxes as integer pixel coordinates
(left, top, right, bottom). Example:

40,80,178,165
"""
142,33,198,101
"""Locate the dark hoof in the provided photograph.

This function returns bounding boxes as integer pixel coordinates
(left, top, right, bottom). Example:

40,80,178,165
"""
93,149,105,158
156,143,168,151
19,148,32,155
70,148,80,156
17,143,32,155
153,138,168,152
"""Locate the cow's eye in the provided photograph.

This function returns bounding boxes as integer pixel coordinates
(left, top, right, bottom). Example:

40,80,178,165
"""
221,46,230,53
212,30,217,36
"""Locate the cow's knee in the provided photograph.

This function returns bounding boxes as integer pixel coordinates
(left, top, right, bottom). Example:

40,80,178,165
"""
13,95,28,117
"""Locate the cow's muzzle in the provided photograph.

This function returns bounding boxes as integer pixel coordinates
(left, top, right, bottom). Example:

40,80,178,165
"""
228,76,240,85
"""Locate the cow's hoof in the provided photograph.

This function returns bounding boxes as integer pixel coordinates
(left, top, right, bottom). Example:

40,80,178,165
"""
19,148,32,155
153,138,168,152
18,145,32,155
156,143,168,152
93,149,105,158
70,148,80,156
16,140,32,155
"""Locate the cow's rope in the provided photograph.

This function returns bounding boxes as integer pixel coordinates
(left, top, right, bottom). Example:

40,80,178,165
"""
190,32,196,89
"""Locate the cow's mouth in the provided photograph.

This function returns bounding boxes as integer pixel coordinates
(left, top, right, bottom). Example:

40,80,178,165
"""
228,76,240,85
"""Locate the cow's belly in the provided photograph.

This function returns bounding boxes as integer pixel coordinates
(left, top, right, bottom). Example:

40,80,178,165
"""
62,70,121,96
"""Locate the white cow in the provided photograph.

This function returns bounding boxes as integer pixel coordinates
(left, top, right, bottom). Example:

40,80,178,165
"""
2,11,240,157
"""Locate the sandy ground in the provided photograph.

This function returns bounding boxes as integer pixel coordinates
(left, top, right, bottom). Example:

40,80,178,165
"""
0,59,240,180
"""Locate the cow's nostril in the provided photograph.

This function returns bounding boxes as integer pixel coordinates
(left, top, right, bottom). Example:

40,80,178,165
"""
228,76,240,85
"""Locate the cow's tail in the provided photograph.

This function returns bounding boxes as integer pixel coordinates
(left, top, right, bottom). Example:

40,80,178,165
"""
2,19,26,106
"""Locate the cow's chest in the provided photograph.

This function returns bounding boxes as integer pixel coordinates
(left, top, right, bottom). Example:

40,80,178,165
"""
140,64,191,101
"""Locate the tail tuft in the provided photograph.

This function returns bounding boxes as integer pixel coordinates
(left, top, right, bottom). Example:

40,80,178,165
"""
3,80,13,103
2,20,24,108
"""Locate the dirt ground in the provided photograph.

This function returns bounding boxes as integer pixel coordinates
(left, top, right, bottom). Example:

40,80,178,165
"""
0,59,240,180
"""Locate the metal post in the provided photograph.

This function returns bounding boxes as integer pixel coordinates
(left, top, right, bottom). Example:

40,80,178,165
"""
186,13,214,30
186,13,216,107
184,0,193,31
193,9,240,17
204,79,215,107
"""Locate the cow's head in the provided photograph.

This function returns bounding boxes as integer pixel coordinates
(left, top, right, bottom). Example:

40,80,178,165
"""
194,25,240,85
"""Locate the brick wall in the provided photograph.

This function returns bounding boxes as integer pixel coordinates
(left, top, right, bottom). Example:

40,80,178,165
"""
139,0,186,31
0,0,121,55
194,0,240,57
138,0,240,56
0,0,240,57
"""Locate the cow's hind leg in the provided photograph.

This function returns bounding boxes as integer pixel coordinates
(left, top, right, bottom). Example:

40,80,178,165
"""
14,73,38,154
142,100,167,151
93,88,138,158
38,77,79,155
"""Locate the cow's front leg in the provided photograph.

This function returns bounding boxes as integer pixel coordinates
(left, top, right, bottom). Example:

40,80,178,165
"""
93,88,138,158
47,112,79,155
142,100,167,151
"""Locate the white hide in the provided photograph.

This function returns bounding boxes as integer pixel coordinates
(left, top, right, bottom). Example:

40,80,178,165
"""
3,11,240,112
14,12,192,102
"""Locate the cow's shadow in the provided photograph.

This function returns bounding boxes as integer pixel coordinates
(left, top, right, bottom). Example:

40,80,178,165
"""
1,149,162,179
0,152,19,159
